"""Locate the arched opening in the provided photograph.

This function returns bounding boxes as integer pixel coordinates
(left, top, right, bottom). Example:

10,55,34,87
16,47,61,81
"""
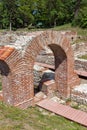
33,47,55,100
0,60,10,101
48,44,67,97
0,60,10,76
33,43,67,101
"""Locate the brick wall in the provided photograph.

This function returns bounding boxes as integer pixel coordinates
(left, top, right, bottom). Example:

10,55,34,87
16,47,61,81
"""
1,31,80,109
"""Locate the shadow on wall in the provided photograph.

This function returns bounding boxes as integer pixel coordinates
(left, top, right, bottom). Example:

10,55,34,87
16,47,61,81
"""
0,60,10,76
48,44,67,70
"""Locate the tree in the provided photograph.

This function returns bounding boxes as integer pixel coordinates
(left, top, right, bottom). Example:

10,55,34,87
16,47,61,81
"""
0,0,87,29
74,0,82,19
2,0,18,31
18,0,34,27
0,1,3,28
72,0,87,27
46,0,65,27
32,0,47,27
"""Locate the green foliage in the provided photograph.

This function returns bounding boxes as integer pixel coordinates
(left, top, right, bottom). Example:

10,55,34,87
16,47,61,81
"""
78,7,87,28
72,0,87,28
0,82,2,90
18,0,34,27
0,0,87,29
79,54,87,60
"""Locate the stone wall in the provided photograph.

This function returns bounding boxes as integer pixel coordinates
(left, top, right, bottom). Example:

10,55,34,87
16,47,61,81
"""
71,84,87,105
75,59,87,71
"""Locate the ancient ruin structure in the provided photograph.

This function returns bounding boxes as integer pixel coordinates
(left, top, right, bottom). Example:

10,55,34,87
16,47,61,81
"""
0,30,80,109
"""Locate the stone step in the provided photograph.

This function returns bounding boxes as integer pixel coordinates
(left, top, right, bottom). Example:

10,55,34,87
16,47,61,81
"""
34,92,47,103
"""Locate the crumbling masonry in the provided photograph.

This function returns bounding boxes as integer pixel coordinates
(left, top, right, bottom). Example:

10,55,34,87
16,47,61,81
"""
0,31,80,109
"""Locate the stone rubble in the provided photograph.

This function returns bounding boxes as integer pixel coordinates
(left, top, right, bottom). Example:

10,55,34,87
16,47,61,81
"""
0,31,43,52
51,96,65,104
71,84,87,105
73,84,87,94
72,42,87,58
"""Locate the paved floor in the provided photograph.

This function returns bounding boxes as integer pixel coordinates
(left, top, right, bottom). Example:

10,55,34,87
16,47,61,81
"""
37,99,87,127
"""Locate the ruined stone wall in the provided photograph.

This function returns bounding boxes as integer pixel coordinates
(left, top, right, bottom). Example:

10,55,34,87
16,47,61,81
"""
71,92,87,105
75,59,87,71
71,84,87,105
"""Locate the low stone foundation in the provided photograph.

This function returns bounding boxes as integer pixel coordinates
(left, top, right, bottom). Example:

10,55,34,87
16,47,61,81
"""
71,84,87,105
75,59,87,71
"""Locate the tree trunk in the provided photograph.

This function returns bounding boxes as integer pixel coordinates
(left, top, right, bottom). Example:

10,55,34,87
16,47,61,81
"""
10,21,12,31
9,15,12,31
54,18,57,27
74,0,81,19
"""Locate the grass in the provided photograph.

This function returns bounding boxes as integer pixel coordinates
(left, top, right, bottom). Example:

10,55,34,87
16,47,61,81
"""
53,24,87,36
79,54,87,60
0,101,87,130
0,82,2,91
52,24,87,44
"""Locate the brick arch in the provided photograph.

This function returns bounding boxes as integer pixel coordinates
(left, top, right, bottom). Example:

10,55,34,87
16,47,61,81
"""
0,31,80,109
4,49,33,107
24,31,80,101
0,47,23,105
0,60,11,103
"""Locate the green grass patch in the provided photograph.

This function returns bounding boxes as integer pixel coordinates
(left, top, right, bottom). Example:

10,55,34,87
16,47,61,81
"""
0,82,2,91
53,24,87,35
0,102,86,130
78,54,87,60
53,23,73,31
52,24,87,45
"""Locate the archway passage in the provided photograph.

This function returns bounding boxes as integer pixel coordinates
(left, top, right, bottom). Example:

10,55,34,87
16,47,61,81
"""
0,60,10,101
0,60,10,76
0,46,14,103
49,44,67,97
33,48,55,99
0,31,80,109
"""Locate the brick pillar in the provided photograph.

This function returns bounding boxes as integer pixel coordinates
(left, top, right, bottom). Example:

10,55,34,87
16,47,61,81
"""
2,71,34,109
11,71,34,109
55,59,67,97
2,74,14,105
